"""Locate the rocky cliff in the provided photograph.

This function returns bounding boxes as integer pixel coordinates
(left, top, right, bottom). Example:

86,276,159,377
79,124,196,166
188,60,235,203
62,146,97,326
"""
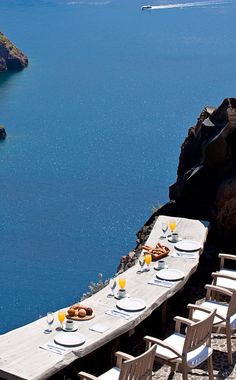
0,125,7,139
118,98,236,272
0,32,28,72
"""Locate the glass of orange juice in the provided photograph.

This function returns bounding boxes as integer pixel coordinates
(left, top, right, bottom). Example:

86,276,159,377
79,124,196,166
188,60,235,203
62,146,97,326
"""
118,276,126,289
144,253,152,271
169,220,176,239
58,310,66,330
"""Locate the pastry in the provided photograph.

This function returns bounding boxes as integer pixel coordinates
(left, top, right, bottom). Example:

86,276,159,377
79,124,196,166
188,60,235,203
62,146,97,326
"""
78,308,87,318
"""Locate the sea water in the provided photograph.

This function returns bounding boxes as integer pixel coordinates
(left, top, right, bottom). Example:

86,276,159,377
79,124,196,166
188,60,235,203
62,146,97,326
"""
0,0,235,333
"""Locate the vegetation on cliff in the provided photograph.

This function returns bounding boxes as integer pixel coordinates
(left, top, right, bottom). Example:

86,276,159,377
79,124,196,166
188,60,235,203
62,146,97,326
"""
0,32,28,72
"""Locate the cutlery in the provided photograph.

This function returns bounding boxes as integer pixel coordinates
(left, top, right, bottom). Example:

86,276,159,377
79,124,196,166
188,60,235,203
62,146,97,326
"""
153,279,173,287
111,309,131,318
47,344,67,352
46,345,65,354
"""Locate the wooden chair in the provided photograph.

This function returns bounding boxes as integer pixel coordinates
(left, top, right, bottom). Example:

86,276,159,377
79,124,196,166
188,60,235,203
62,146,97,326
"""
78,343,157,380
211,253,236,291
189,284,236,365
144,305,216,380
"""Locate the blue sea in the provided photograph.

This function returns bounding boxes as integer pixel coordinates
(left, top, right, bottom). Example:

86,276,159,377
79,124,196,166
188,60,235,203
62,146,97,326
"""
0,0,235,333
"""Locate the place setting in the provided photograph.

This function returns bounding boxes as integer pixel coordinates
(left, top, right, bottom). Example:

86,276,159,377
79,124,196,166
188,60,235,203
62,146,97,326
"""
106,276,146,319
148,266,185,288
40,311,86,355
42,328,86,354
171,239,203,259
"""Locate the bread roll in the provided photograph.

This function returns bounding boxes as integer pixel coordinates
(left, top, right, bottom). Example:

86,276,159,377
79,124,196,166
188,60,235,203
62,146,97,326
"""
78,308,87,318
67,308,76,316
85,307,93,316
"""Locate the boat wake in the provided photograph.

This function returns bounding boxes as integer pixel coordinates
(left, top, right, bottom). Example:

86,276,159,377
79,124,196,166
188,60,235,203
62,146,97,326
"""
150,0,234,10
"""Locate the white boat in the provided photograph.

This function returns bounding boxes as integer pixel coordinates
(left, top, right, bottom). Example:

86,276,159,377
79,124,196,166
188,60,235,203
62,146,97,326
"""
141,5,152,10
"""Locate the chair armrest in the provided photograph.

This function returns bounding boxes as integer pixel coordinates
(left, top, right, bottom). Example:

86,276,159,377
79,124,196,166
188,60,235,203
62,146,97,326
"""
188,303,214,313
219,253,236,269
187,303,216,320
212,272,236,281
144,335,163,348
173,316,194,333
144,335,181,359
205,284,233,298
115,351,134,368
78,371,99,380
219,253,236,261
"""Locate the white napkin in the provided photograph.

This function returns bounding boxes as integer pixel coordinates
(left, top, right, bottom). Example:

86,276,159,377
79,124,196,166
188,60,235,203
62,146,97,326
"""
105,308,132,320
40,341,71,355
171,250,198,259
89,323,110,333
148,277,175,288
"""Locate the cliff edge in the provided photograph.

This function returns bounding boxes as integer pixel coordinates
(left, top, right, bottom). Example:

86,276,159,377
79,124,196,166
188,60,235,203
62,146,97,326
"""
118,98,236,272
0,32,28,72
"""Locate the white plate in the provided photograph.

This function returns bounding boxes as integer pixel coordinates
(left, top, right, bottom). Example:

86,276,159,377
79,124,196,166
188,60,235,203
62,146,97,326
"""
54,332,85,347
174,239,202,252
156,269,185,281
116,298,146,312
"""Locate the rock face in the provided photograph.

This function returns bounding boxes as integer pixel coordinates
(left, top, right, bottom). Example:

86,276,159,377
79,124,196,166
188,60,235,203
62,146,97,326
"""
118,98,236,272
0,32,28,72
152,97,236,249
0,125,7,139
169,98,236,221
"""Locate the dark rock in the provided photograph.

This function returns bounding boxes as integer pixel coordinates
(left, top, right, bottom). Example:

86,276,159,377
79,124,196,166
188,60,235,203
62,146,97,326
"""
118,98,236,271
0,124,7,139
0,32,28,72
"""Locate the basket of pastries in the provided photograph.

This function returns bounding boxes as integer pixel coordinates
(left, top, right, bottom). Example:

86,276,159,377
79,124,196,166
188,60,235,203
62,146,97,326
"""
142,242,170,261
66,303,95,321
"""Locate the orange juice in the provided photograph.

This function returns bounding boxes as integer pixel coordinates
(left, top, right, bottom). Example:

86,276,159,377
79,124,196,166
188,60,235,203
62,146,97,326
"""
169,220,176,233
118,277,126,289
58,310,65,324
144,254,152,266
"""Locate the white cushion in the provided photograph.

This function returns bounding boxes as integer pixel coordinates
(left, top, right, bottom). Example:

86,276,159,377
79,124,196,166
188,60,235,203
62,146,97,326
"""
216,269,236,290
220,269,236,278
192,301,236,330
156,332,212,368
230,314,236,329
99,367,120,380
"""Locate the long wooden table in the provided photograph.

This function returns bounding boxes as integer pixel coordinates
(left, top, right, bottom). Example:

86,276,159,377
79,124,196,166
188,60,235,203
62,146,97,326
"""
0,216,209,380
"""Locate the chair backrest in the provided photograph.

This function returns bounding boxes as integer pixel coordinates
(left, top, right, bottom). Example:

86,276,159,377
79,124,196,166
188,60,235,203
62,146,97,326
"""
183,309,216,357
118,344,157,380
206,285,236,320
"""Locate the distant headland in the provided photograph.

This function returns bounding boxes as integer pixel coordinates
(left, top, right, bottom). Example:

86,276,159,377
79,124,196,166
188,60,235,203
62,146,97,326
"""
0,31,28,72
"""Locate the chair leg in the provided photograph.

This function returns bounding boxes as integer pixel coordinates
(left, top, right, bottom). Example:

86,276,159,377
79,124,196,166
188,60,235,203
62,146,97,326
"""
226,327,233,365
182,365,188,380
207,355,214,380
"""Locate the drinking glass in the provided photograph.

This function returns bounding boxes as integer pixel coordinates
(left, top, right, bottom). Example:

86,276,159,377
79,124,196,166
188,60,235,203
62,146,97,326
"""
44,312,54,334
144,254,152,271
58,310,66,330
161,222,168,239
169,220,176,239
118,276,126,289
107,278,117,297
137,257,145,274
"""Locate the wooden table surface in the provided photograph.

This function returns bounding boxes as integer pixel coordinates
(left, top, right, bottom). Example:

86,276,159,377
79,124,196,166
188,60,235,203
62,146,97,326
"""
0,216,209,380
